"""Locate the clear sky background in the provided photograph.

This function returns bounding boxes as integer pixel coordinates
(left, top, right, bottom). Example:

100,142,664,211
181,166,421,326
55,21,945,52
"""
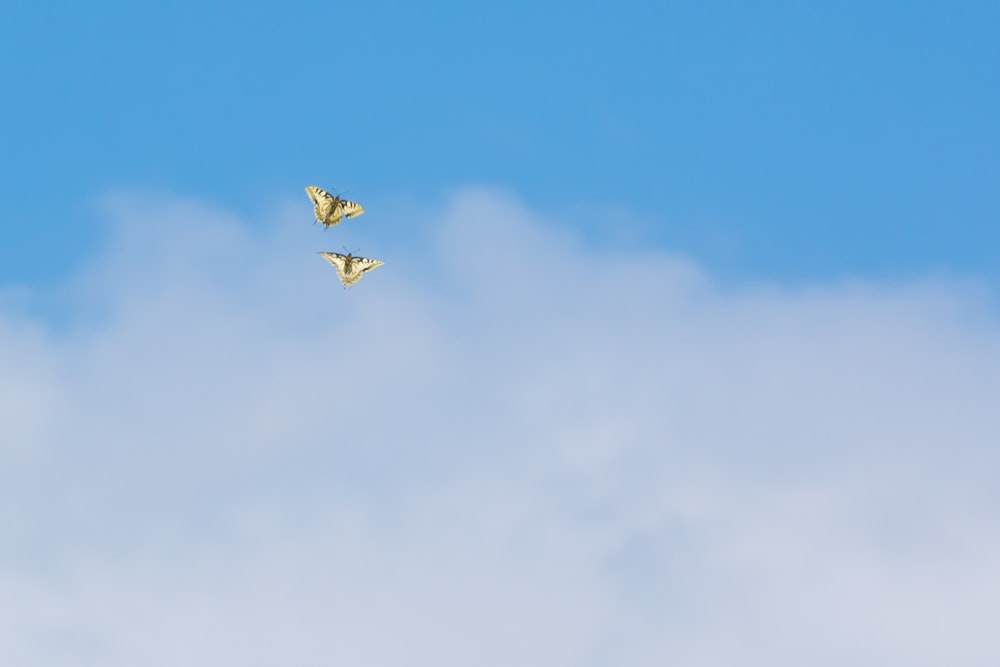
3,0,1000,287
3,2,1000,665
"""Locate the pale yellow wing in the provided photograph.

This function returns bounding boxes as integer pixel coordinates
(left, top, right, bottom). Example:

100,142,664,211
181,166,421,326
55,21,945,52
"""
304,185,326,207
340,199,365,219
342,256,383,286
351,256,383,274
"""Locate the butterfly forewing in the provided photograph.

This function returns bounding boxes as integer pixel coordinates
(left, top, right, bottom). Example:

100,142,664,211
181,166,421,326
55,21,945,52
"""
341,200,365,219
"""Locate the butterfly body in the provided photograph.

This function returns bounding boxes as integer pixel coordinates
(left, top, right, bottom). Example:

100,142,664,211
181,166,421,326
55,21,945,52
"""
305,185,365,228
319,252,384,287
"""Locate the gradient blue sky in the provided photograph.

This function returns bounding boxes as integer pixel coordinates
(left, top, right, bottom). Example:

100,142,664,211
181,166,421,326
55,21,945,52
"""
4,4,1000,665
3,0,999,288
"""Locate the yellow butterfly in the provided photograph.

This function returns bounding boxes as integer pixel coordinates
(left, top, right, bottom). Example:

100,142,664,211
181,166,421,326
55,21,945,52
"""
319,252,384,287
305,185,365,228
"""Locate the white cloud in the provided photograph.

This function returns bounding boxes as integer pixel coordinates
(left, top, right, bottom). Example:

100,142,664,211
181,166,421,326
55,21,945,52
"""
1,188,999,666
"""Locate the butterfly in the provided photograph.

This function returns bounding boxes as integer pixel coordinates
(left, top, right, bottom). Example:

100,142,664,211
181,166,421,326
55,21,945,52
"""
305,185,365,228
319,252,384,287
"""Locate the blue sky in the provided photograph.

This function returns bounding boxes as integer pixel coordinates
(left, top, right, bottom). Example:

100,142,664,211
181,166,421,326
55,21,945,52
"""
3,0,999,287
3,3,1000,665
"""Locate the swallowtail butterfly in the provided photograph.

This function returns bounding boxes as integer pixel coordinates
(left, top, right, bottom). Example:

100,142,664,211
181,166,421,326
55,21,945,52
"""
305,185,365,228
319,252,384,287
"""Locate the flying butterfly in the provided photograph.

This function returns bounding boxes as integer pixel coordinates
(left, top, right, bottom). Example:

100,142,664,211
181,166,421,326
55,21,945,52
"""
319,252,384,287
305,185,365,228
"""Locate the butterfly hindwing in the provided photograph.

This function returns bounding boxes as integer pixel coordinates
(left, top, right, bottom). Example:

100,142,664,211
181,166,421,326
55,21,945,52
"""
305,185,365,228
319,252,384,287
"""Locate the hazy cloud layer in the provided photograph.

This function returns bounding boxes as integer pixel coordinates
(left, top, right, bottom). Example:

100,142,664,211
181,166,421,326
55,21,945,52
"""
1,189,999,666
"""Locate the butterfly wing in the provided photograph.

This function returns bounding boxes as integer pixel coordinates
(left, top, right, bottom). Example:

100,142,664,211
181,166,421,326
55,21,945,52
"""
304,185,325,207
343,256,383,286
352,256,384,275
340,199,365,219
